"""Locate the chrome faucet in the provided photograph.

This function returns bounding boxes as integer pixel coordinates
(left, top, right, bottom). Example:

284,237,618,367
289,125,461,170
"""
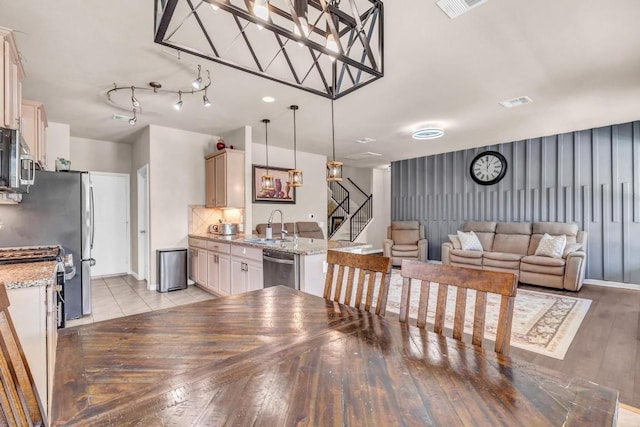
268,209,287,240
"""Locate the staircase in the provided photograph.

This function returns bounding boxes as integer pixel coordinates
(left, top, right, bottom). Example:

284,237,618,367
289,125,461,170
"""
327,178,373,241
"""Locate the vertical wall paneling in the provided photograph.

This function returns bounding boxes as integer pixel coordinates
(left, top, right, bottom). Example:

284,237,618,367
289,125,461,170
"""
391,120,640,284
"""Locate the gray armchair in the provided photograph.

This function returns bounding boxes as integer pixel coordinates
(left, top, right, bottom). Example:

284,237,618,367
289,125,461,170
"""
383,221,428,266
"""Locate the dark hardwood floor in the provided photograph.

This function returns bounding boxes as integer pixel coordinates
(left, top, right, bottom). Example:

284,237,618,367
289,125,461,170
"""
511,283,640,408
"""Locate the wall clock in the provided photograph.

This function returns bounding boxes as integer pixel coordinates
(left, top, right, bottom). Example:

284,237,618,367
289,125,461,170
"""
469,151,507,185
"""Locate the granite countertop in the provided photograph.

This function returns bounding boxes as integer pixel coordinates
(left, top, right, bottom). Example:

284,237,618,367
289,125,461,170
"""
189,233,371,255
0,261,58,290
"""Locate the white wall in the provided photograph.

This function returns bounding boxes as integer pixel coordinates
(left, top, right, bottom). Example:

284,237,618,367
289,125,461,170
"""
356,167,391,251
45,122,70,171
70,137,132,174
148,125,214,287
223,126,252,233
130,127,150,276
251,142,327,233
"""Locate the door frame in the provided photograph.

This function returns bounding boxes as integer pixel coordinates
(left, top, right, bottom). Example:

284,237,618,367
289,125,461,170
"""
137,164,151,288
89,171,131,276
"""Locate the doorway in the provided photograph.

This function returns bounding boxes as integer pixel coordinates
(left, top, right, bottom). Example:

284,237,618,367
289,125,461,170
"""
89,172,130,277
137,165,150,287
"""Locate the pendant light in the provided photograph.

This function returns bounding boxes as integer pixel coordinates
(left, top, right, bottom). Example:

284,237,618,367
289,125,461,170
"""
261,119,275,190
326,98,343,181
288,105,303,187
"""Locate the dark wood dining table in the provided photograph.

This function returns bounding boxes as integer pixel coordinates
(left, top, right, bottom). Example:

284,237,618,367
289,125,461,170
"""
52,286,618,426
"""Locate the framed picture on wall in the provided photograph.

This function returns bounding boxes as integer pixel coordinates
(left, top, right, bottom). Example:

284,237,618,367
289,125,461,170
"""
331,216,344,234
252,165,296,204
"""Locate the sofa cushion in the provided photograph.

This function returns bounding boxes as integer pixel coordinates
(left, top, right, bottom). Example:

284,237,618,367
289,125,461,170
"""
392,249,418,257
462,221,496,251
534,233,567,258
563,243,582,258
457,230,483,251
483,252,523,270
528,222,579,254
392,244,419,252
492,234,531,255
392,229,420,245
483,251,524,262
448,234,462,249
495,222,532,235
295,221,325,239
450,249,483,266
521,255,566,276
391,221,420,230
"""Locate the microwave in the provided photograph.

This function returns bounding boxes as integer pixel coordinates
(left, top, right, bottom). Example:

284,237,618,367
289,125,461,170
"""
0,127,35,193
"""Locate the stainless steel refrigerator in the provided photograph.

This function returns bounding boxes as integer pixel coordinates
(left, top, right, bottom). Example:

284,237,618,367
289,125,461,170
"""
0,170,94,319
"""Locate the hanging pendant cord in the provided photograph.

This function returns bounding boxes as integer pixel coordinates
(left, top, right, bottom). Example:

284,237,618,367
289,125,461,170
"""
264,119,270,174
331,99,336,162
293,108,297,169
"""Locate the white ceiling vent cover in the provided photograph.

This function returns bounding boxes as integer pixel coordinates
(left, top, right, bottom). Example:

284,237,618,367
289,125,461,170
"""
112,114,132,121
436,0,487,19
500,96,533,108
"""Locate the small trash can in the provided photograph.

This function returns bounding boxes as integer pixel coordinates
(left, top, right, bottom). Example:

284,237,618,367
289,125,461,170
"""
157,248,188,292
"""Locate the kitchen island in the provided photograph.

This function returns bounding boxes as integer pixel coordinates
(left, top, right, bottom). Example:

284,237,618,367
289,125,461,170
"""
188,233,371,297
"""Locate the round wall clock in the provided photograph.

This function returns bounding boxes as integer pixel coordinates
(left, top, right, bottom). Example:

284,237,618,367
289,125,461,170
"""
469,151,507,185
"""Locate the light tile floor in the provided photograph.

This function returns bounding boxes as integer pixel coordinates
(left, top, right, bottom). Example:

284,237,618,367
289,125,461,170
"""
65,275,215,327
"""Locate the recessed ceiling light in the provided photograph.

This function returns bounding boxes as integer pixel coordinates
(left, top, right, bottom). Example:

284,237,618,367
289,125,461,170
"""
412,127,445,140
356,137,376,144
500,96,533,108
262,96,275,103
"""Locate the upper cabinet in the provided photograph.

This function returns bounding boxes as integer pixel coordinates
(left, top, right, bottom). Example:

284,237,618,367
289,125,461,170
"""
205,149,244,208
21,100,48,167
0,27,25,130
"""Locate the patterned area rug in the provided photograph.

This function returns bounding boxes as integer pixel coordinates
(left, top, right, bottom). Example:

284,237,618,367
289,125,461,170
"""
380,271,591,360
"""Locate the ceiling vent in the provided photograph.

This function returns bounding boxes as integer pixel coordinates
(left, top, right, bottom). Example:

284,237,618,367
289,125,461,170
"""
500,96,533,108
436,0,487,19
355,137,376,144
112,114,131,122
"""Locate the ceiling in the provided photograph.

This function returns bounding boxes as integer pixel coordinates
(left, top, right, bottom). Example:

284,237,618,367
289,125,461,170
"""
2,0,640,168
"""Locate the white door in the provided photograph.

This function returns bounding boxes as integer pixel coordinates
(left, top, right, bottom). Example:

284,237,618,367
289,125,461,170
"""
137,165,149,282
90,172,130,277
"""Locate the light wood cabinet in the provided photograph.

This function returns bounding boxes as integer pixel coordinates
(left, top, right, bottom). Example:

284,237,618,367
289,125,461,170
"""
230,245,263,294
8,282,57,419
21,99,48,167
188,238,208,286
205,149,245,208
0,27,25,130
207,241,230,296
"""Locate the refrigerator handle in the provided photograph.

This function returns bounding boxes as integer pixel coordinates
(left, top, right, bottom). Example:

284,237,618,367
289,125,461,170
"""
90,184,95,250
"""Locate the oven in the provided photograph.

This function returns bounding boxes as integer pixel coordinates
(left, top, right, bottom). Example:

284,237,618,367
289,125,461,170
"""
262,249,300,290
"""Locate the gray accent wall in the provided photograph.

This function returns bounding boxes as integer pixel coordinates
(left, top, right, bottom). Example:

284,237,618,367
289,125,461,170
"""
391,120,640,284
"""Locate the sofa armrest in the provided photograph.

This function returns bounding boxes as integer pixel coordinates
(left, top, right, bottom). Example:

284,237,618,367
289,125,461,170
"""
564,251,586,291
382,239,393,258
441,242,453,265
417,239,428,262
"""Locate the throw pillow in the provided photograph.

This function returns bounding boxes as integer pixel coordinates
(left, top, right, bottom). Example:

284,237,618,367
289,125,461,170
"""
457,230,483,251
448,234,462,249
563,243,582,258
535,233,567,258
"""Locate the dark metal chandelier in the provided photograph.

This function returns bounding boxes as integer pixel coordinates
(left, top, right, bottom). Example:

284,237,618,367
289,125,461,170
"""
154,0,384,99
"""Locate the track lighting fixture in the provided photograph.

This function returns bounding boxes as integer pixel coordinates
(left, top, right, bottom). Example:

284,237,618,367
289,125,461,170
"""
174,91,183,111
192,65,203,89
131,86,140,108
107,65,213,119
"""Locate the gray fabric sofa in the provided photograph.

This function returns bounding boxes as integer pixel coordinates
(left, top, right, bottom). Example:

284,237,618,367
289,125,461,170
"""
383,221,428,267
255,222,325,239
441,221,587,291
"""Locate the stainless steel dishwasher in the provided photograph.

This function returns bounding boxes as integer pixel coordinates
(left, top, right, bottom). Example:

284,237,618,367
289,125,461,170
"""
262,249,300,289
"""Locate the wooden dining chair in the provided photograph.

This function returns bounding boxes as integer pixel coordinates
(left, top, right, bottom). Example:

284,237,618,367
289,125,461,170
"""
323,251,393,316
0,285,46,426
399,260,518,355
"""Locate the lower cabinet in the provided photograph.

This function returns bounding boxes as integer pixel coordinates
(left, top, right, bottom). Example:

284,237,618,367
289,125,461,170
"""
230,245,263,294
207,251,231,296
7,283,57,419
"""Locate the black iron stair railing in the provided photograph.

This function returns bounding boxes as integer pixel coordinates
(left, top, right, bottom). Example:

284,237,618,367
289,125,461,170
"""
328,181,349,239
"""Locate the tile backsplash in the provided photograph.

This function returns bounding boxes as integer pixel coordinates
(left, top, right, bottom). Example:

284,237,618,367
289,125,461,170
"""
188,206,244,234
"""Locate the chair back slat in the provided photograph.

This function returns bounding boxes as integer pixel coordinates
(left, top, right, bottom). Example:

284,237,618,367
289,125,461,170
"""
452,287,467,341
472,291,488,347
416,280,430,328
323,251,393,316
400,260,517,356
434,284,447,335
0,285,46,426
